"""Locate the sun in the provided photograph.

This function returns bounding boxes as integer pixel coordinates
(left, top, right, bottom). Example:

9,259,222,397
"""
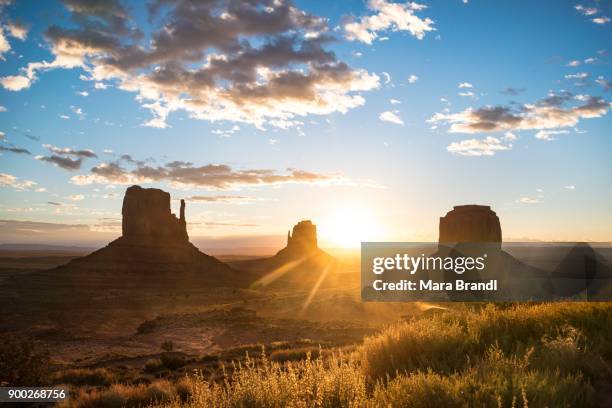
319,206,384,248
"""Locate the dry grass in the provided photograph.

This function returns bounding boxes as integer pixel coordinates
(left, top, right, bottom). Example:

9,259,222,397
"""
61,302,611,407
61,379,179,408
164,353,367,408
269,346,329,362
371,346,592,407
54,368,115,387
361,302,612,380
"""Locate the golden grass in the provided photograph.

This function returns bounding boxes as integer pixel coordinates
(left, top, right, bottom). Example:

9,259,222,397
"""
63,302,611,407
61,380,177,408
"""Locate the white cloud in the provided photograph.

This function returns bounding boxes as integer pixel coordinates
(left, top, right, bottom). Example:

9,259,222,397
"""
0,172,40,191
595,76,611,90
429,93,610,134
458,91,475,97
0,105,6,112
447,136,511,156
592,16,610,24
70,105,85,119
344,0,435,44
382,71,392,84
268,119,303,130
379,110,404,125
564,185,576,190
567,60,581,67
407,74,418,84
211,124,241,137
59,114,70,120
389,98,401,104
574,94,590,101
458,82,473,88
0,75,31,91
94,82,108,90
0,31,9,59
575,4,598,16
76,91,89,97
519,196,540,204
502,131,518,141
67,194,85,201
1,0,381,130
0,21,27,60
564,72,589,80
535,129,569,141
6,22,28,40
70,159,345,190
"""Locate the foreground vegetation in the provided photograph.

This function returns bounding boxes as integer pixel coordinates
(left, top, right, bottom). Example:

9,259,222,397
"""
54,303,612,406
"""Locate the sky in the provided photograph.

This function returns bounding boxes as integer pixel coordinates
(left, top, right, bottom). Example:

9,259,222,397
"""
0,0,610,249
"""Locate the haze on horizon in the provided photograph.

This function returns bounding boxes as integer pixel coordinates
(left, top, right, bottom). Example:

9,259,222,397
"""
0,0,611,248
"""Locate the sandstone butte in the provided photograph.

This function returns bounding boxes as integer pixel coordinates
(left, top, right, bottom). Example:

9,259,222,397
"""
48,185,248,285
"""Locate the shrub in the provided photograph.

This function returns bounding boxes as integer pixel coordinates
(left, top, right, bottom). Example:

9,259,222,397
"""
160,354,186,371
144,359,164,373
372,346,593,408
161,340,174,352
0,335,51,386
55,368,115,387
360,314,469,380
460,346,593,407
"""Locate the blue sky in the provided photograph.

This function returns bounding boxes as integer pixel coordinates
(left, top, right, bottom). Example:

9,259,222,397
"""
0,0,610,248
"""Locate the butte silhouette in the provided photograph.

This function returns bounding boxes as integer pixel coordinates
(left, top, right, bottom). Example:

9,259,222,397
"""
231,220,339,289
45,185,247,284
434,205,529,300
439,205,502,245
366,204,555,301
434,205,612,300
0,186,254,333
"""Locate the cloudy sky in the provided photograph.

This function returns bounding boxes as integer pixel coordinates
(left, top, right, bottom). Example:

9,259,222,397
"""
0,0,610,248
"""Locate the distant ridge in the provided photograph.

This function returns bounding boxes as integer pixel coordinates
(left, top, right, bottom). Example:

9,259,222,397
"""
0,243,96,252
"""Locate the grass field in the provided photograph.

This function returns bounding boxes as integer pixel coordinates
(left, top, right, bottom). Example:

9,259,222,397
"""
55,302,611,407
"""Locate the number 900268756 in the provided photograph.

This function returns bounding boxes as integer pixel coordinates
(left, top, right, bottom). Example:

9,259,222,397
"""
1,387,67,402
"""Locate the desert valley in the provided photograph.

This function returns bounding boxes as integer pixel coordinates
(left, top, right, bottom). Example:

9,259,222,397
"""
1,1,611,405
1,186,611,407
